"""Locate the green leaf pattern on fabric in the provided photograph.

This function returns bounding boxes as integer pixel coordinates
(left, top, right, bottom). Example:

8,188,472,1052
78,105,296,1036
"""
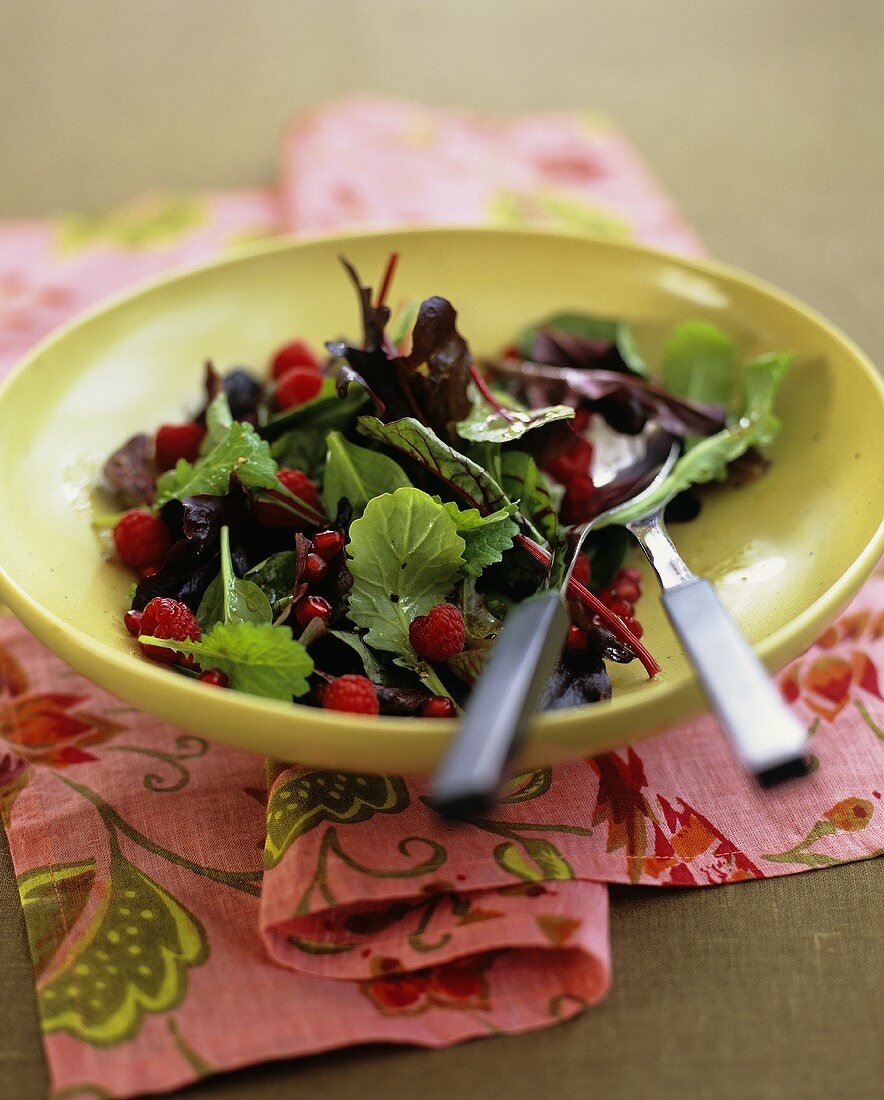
18,861,97,979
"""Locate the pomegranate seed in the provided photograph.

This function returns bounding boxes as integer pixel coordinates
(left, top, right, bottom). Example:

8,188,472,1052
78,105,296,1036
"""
620,567,643,584
614,578,640,602
420,696,457,718
139,565,160,580
275,368,323,411
609,599,634,619
597,586,618,607
295,596,332,627
303,552,328,584
123,610,143,637
270,339,320,379
312,530,345,561
623,617,644,640
571,555,591,587
198,669,229,687
566,625,588,651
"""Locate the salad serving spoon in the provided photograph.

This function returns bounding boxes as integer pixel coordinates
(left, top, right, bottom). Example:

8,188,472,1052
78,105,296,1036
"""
431,429,809,818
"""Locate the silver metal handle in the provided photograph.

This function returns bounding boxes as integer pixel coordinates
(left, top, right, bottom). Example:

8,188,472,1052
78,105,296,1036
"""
661,578,809,782
430,592,570,818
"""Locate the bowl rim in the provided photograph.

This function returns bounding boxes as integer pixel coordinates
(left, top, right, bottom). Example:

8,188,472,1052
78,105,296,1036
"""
0,224,882,759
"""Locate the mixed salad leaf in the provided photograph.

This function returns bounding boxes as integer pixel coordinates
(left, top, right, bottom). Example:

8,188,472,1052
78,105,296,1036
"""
102,254,791,718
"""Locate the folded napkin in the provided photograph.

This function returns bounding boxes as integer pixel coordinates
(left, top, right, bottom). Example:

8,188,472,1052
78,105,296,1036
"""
0,96,881,1099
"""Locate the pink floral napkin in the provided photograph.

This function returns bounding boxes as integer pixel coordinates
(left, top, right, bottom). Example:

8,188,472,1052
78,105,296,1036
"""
0,96,881,1099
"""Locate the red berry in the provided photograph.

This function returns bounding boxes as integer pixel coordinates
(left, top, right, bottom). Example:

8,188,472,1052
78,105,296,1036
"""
270,339,320,379
295,595,332,627
154,422,205,471
123,610,143,637
138,597,201,663
571,555,591,588
620,566,643,585
597,586,618,607
275,368,323,411
421,696,457,718
323,674,379,715
408,604,465,663
113,510,172,571
139,565,160,581
613,577,640,602
198,669,229,687
566,625,588,651
312,529,345,560
609,599,634,619
303,552,328,584
254,468,322,527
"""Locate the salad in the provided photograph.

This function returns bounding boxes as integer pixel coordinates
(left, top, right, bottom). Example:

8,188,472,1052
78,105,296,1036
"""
98,254,791,717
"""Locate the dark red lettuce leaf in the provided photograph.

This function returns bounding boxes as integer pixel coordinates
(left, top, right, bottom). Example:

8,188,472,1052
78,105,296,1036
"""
532,328,628,374
492,358,725,438
103,434,155,508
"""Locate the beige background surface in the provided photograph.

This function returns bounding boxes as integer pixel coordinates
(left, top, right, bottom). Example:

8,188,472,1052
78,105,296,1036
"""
0,2,882,1098
1,0,882,360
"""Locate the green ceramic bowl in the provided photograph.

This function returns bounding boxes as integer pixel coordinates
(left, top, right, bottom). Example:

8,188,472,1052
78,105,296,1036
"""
0,228,881,772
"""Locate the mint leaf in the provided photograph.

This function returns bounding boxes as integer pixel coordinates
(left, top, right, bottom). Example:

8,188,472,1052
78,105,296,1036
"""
321,431,411,519
197,527,273,629
660,321,737,409
243,552,297,618
139,621,313,700
357,416,514,518
599,352,792,528
203,392,234,452
499,451,561,545
156,421,278,506
346,488,465,655
456,384,574,445
440,501,519,576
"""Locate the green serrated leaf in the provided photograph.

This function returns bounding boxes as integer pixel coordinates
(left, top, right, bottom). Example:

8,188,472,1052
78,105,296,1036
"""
346,488,465,656
440,500,519,576
456,383,574,445
155,420,278,506
140,621,313,700
321,431,411,519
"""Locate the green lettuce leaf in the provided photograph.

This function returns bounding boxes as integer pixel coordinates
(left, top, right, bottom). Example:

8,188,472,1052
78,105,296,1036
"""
456,383,573,445
197,527,273,629
139,621,313,700
262,378,368,442
346,488,465,656
243,552,297,618
660,320,737,408
156,420,278,506
202,392,234,452
598,352,792,528
321,431,411,519
440,501,520,576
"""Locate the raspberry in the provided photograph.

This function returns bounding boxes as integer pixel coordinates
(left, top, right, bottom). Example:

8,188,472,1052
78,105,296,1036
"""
302,553,328,584
154,422,205,471
566,625,588,651
198,669,229,687
323,674,379,715
276,368,323,411
408,604,465,663
138,597,201,663
295,595,332,627
270,339,320,379
254,468,322,527
312,529,345,560
123,610,143,637
421,696,457,718
113,510,172,570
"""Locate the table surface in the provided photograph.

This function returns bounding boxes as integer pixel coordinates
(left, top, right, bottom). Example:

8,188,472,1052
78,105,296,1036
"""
0,1,881,1097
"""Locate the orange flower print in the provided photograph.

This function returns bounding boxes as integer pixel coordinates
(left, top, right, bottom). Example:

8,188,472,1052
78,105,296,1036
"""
362,954,494,1016
589,748,654,884
0,693,120,767
823,797,874,832
780,650,881,721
